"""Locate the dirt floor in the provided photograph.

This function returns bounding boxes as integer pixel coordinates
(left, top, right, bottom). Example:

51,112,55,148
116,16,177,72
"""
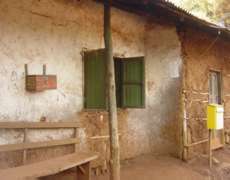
93,146,230,180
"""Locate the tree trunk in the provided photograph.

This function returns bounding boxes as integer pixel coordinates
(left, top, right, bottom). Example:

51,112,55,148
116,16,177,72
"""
104,1,120,180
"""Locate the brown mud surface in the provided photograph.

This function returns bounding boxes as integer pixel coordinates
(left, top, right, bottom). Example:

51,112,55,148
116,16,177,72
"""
93,146,230,180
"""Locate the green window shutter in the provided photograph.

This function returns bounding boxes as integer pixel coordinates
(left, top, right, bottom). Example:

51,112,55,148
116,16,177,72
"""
84,50,106,109
121,57,145,108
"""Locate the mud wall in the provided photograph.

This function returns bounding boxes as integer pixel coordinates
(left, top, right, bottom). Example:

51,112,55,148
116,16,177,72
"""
0,0,182,169
180,27,230,158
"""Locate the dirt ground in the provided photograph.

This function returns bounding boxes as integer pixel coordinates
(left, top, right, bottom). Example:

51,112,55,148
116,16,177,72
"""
93,146,230,180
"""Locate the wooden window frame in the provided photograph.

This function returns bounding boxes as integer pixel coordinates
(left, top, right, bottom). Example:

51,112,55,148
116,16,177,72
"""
83,49,145,110
115,57,145,109
208,70,222,105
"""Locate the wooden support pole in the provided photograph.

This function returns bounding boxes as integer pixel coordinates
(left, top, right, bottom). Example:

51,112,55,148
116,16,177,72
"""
104,1,120,180
178,28,189,161
182,92,188,160
181,48,188,160
209,129,212,168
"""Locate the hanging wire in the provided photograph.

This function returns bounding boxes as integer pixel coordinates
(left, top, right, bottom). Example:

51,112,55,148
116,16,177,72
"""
199,31,221,58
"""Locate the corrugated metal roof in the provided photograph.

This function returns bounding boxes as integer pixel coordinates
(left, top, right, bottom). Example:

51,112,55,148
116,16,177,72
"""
108,0,230,39
154,0,229,30
161,0,230,38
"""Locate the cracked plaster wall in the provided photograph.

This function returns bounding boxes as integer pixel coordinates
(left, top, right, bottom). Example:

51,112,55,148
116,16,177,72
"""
0,0,182,168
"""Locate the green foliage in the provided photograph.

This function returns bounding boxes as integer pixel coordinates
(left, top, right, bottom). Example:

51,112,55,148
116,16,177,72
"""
216,0,230,27
169,0,229,27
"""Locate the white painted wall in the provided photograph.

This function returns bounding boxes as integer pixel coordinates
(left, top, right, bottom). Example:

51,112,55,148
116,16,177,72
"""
0,0,182,166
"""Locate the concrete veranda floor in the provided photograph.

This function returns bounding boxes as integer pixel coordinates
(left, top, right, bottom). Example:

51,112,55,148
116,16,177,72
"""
93,146,230,180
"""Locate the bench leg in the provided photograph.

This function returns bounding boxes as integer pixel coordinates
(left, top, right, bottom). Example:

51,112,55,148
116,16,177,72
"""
76,162,91,180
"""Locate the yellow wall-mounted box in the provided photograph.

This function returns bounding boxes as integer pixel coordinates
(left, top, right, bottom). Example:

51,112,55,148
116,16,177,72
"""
207,104,224,130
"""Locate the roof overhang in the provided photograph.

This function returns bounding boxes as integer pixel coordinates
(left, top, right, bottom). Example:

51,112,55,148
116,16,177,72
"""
97,0,230,40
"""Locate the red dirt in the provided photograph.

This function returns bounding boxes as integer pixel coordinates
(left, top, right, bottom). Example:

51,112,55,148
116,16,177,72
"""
93,147,230,180
93,155,206,180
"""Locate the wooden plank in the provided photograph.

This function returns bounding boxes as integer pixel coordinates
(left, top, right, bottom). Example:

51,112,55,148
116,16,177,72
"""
0,122,80,129
0,152,98,180
89,134,121,140
184,139,208,147
0,138,79,152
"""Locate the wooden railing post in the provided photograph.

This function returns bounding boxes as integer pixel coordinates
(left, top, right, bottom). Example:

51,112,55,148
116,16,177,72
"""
23,128,28,165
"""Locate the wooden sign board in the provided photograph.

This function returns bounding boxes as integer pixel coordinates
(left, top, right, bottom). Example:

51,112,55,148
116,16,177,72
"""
26,75,57,92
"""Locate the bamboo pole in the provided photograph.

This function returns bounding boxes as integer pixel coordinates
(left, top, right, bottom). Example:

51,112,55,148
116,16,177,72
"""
104,1,120,180
179,29,188,161
209,129,212,168
184,139,208,147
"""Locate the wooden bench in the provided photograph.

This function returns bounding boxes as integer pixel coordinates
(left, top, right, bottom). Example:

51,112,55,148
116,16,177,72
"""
0,122,98,180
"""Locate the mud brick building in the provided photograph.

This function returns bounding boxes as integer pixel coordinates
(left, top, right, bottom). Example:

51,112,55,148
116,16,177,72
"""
0,0,230,175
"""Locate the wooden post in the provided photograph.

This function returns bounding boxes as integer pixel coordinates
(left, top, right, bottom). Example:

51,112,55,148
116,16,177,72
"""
43,64,46,75
209,129,212,168
24,64,28,76
104,1,120,180
23,128,28,165
74,128,78,152
182,61,188,160
177,28,188,161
